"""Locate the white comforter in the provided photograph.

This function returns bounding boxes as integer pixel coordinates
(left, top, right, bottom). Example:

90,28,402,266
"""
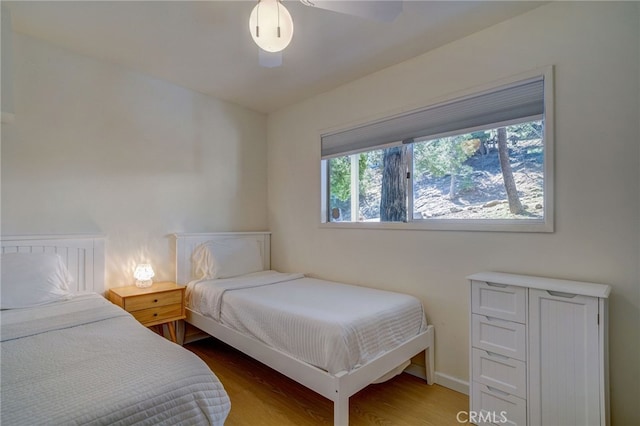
187,271,427,375
1,293,230,426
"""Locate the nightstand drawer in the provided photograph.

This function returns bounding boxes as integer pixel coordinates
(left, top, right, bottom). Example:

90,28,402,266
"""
108,282,186,343
131,303,183,325
124,290,182,312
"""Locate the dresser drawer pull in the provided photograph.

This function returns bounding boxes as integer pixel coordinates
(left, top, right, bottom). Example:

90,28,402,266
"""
486,282,508,288
153,299,158,303
153,313,158,317
547,290,577,298
486,386,511,397
486,351,510,360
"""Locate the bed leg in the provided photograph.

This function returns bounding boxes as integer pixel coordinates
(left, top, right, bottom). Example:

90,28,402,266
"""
425,324,435,385
176,320,185,346
334,396,349,426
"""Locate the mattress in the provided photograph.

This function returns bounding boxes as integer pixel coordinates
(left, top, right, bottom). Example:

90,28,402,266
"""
187,271,427,374
1,293,230,426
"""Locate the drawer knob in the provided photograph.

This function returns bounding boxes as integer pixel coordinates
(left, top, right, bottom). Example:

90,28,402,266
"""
153,313,158,317
153,299,158,303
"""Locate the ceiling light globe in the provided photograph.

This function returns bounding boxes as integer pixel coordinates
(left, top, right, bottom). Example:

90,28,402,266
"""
249,0,294,53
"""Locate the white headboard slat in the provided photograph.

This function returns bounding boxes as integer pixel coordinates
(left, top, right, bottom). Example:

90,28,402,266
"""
1,234,106,294
173,232,271,285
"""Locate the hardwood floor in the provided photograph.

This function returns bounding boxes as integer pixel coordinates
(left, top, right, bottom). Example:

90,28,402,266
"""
185,338,469,425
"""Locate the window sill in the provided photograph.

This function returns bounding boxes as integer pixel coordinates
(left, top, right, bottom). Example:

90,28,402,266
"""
320,218,553,233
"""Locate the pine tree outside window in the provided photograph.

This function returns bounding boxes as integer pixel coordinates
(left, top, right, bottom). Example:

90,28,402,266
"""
321,68,554,232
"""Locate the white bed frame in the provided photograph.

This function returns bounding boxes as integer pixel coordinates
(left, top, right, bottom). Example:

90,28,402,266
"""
1,234,106,294
174,232,434,426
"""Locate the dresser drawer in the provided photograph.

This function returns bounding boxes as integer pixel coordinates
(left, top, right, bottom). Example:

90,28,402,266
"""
472,280,526,323
472,314,527,361
472,348,526,399
130,304,183,326
471,382,527,426
124,290,182,312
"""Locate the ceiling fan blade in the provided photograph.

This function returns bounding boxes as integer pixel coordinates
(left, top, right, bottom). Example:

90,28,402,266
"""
300,0,402,22
259,49,283,68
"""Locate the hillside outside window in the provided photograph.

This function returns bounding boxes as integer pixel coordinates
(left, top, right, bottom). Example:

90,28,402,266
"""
320,68,554,232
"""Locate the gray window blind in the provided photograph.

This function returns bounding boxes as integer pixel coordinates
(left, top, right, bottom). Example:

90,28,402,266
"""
321,76,545,159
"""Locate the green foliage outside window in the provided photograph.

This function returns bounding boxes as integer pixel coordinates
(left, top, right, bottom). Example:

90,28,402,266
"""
327,120,544,223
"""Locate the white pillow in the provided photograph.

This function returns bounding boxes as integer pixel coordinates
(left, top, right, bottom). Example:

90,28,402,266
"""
1,253,73,309
192,239,264,280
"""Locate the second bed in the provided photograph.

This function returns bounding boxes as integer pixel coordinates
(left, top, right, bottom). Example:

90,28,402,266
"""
175,232,434,426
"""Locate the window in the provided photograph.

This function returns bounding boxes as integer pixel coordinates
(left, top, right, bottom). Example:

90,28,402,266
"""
321,70,554,232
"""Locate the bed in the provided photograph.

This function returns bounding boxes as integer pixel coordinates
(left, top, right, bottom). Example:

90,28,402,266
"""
174,232,435,426
1,234,231,426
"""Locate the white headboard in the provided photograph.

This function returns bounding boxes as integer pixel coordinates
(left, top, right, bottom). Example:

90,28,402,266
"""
1,234,106,294
174,232,271,285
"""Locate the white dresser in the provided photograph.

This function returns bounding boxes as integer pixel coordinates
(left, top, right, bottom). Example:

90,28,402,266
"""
468,272,610,426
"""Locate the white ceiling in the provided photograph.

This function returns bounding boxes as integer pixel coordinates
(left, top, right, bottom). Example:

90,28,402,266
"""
6,1,544,114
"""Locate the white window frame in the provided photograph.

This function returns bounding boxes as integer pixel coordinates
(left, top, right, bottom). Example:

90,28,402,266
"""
320,67,554,233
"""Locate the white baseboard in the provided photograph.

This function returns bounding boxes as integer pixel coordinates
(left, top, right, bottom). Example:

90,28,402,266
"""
405,363,470,396
404,362,427,380
435,372,469,395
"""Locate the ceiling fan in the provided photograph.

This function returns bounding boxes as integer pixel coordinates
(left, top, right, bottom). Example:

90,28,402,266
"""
249,0,403,68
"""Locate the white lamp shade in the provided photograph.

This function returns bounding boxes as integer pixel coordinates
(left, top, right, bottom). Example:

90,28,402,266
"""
249,0,294,53
134,264,155,288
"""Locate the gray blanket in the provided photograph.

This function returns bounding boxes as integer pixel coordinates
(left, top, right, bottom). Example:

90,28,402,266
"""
1,294,230,425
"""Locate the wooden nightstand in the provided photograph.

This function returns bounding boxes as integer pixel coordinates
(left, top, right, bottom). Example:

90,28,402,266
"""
109,282,186,343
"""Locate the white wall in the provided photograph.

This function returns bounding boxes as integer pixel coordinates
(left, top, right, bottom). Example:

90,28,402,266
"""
1,34,268,286
268,2,639,424
1,4,15,119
